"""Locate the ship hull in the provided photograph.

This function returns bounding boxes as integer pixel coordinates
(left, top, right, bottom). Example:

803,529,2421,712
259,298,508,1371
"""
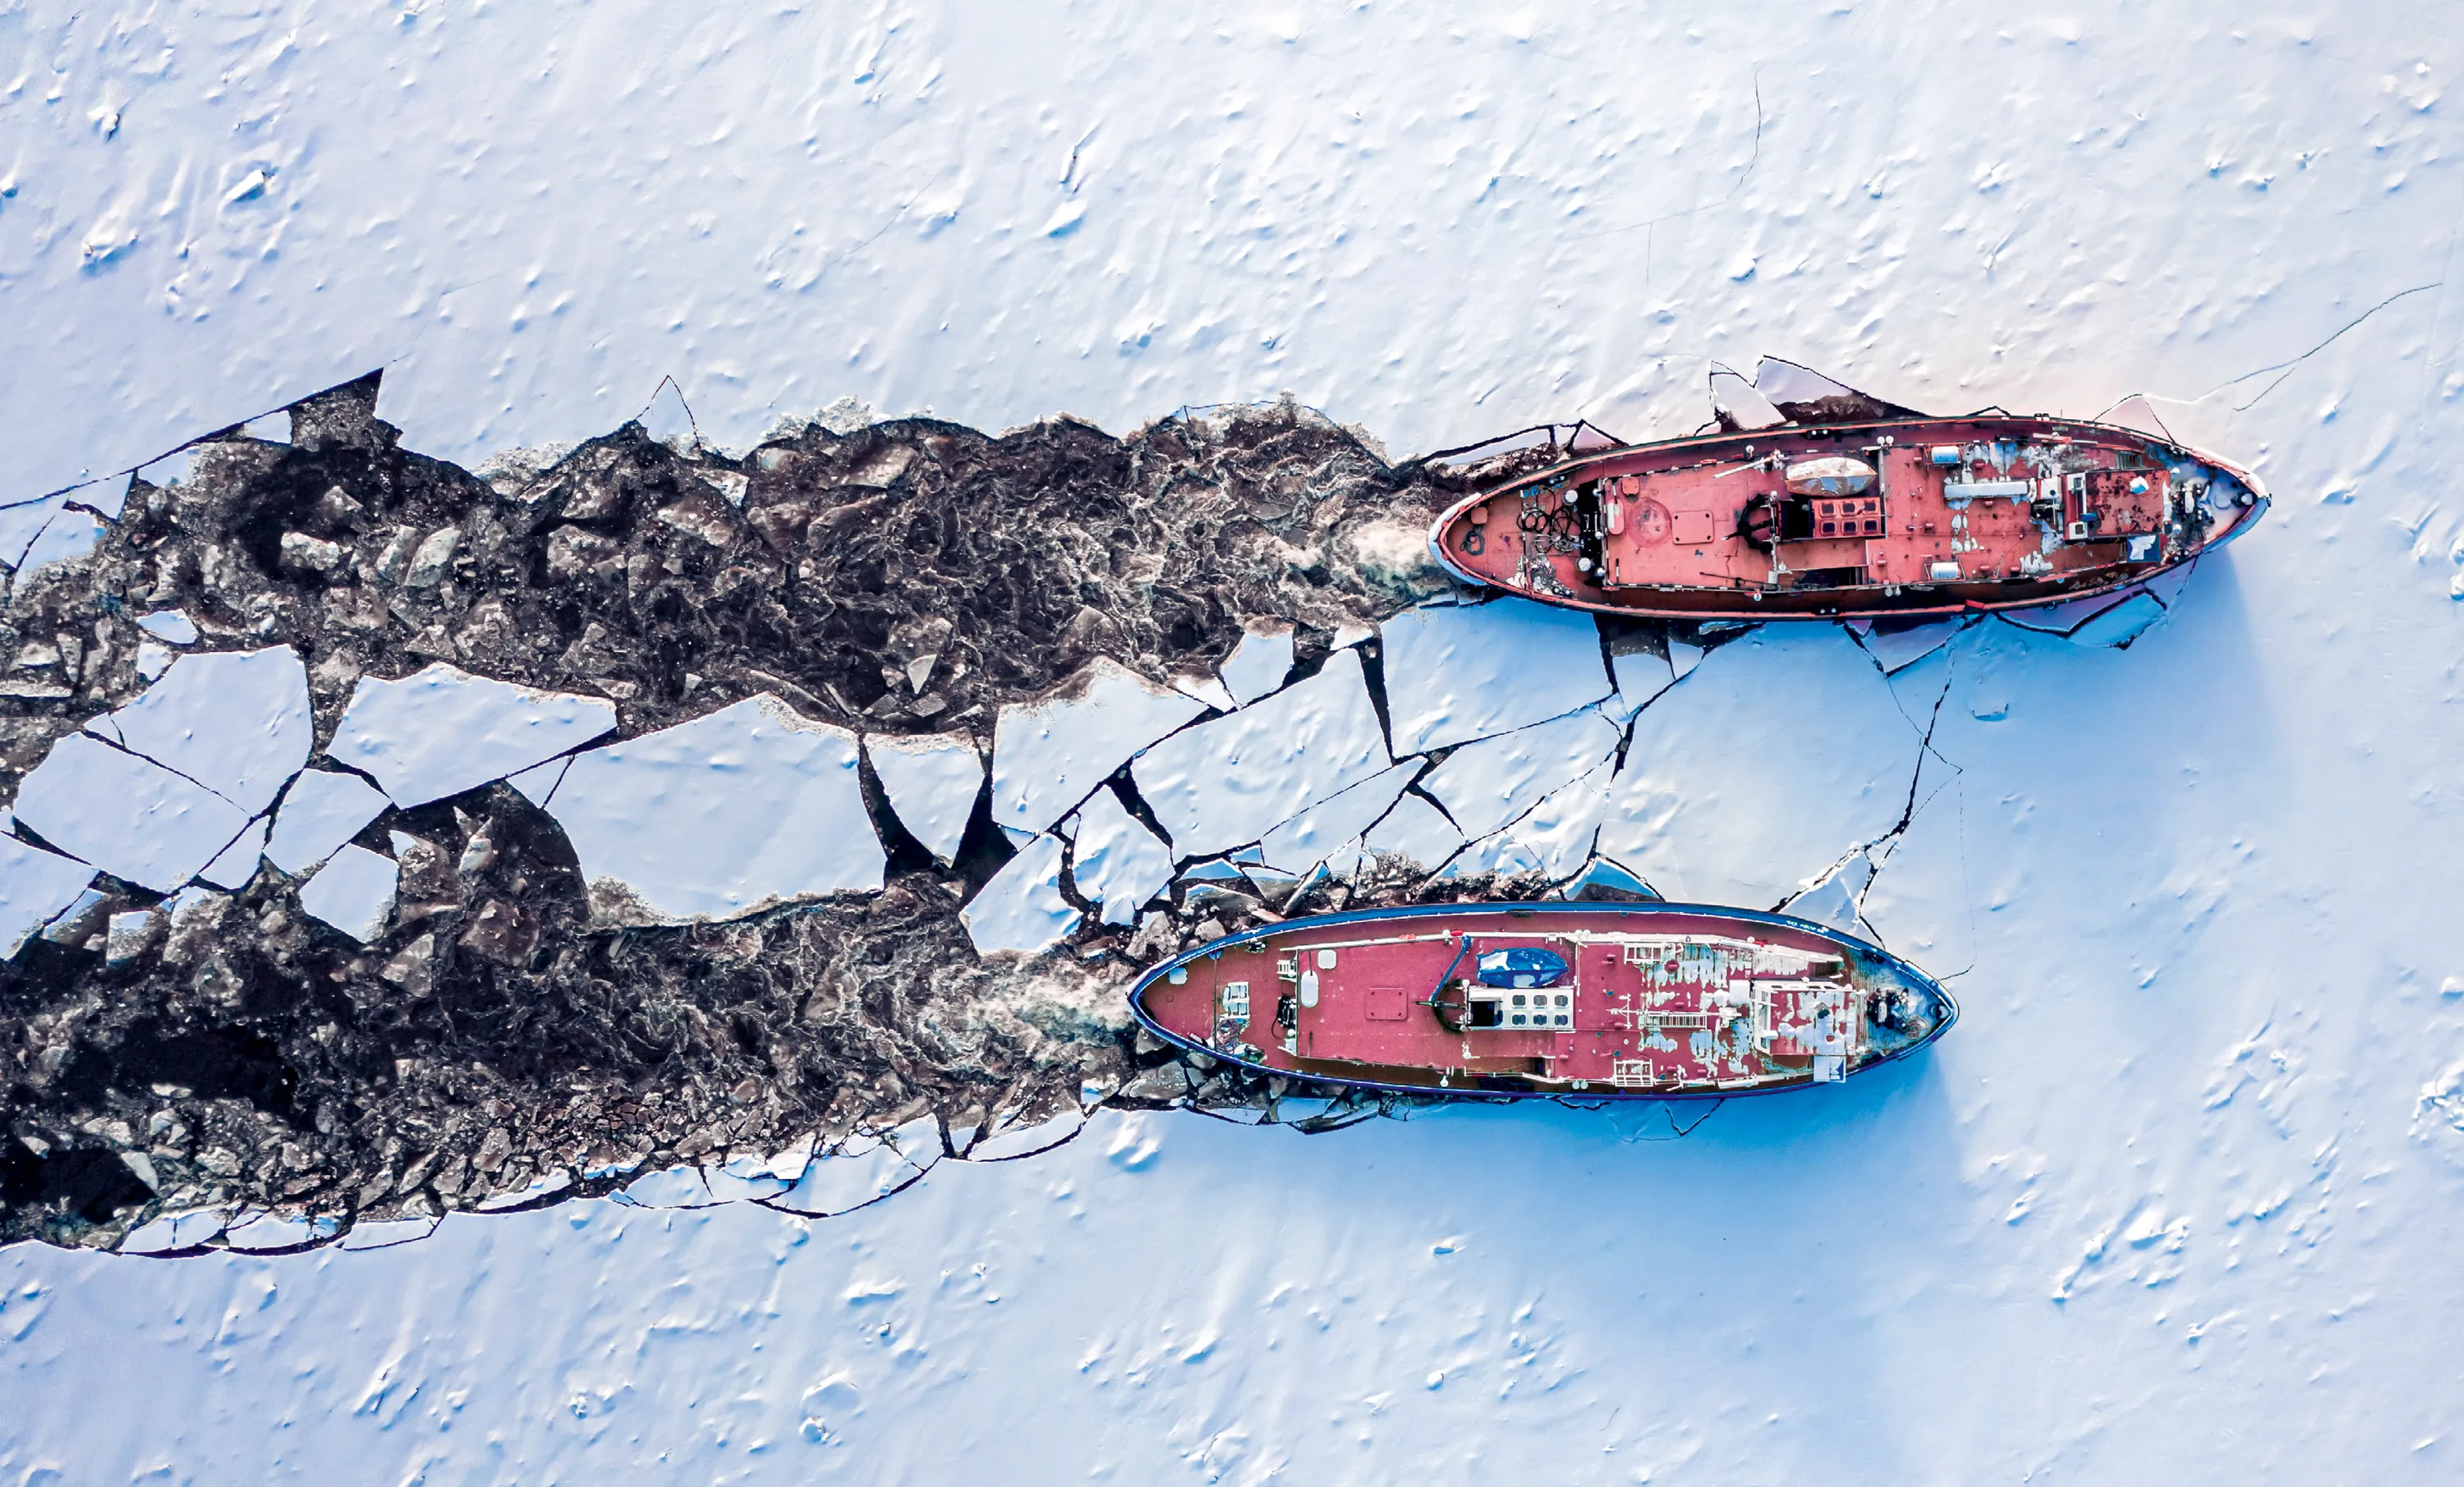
1427,414,2269,622
1128,901,1956,1102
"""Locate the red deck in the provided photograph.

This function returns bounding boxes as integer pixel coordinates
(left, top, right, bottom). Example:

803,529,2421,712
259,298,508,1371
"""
1431,415,2266,619
1137,906,1942,1096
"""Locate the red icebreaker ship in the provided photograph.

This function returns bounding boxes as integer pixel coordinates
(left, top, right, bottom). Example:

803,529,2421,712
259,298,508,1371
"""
1130,902,1956,1100
1428,359,2268,622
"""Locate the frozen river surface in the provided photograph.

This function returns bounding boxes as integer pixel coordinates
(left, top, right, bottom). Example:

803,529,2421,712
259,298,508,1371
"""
5,0,2463,1480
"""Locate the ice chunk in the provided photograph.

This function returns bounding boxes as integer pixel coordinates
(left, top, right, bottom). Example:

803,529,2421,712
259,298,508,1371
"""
1133,649,1393,860
1783,851,1875,932
1218,621,1296,704
327,663,617,808
1420,707,1623,840
136,610,199,645
12,733,254,894
867,732,985,866
17,508,103,576
1442,831,1546,879
1381,597,1612,753
135,643,172,681
1754,356,1924,423
1563,858,1657,900
1860,618,1963,674
1358,793,1464,871
117,1208,232,1255
1708,366,1789,433
195,818,267,890
297,843,398,943
2068,592,2167,648
1066,788,1174,926
616,1166,724,1209
263,769,390,874
546,695,884,925
767,1136,934,1216
1597,628,1919,905
0,836,97,959
339,1216,441,1251
964,1108,1087,1161
222,1212,342,1251
90,646,311,815
1669,636,1706,680
1166,669,1237,713
1501,769,1613,879
961,833,1079,956
1257,761,1420,874
991,658,1207,837
0,494,68,570
1604,647,1676,722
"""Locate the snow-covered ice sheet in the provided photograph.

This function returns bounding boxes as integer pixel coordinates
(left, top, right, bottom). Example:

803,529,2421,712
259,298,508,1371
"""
866,732,984,866
261,769,390,875
11,733,252,895
88,646,311,815
1064,787,1173,926
1359,792,1465,872
991,658,1207,838
545,695,883,924
1597,628,1922,906
1133,649,1391,859
0,837,96,959
1256,761,1421,874
959,833,1078,957
1418,706,1624,841
296,843,398,943
1381,598,1612,753
1216,621,1296,705
326,664,617,808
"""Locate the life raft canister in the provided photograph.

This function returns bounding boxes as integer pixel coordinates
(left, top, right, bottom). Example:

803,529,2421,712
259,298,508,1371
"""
1475,947,1570,989
1784,456,1877,498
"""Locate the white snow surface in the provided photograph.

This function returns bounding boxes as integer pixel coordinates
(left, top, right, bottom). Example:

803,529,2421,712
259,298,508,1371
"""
261,769,390,875
1359,792,1467,872
1063,788,1173,927
991,658,1207,838
11,733,253,895
7,4,2464,1480
89,646,312,816
865,732,984,867
295,843,397,944
1256,760,1421,875
1216,621,1296,705
1597,630,1921,906
545,695,884,925
1419,706,1625,841
1381,598,1613,754
959,833,1078,957
1133,649,1391,860
326,664,617,809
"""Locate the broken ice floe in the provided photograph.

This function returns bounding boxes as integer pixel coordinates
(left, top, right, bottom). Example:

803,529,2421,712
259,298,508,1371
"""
0,836,97,958
1065,787,1175,926
1255,761,1421,877
991,658,1208,838
963,1107,1087,1161
1420,707,1624,840
116,1207,232,1255
298,842,398,943
262,769,391,874
12,732,254,894
1781,850,1877,932
1381,596,1613,753
2066,591,2167,648
769,1118,941,1216
1133,649,1392,861
195,819,268,890
1358,793,1464,871
962,833,1079,955
1602,647,1676,722
89,645,312,815
327,663,617,807
545,695,884,925
505,757,568,805
1856,618,1965,675
1597,628,1920,905
866,732,985,867
136,610,199,645
1217,620,1297,705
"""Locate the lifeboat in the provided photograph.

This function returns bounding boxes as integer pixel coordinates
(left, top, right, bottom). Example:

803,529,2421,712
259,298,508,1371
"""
1427,358,2270,620
1129,901,1956,1100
